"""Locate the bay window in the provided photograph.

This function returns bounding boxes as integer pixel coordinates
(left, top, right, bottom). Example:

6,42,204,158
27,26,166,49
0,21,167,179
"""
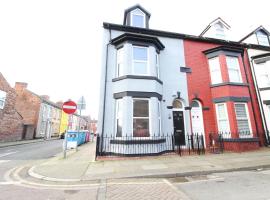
0,90,6,109
234,103,251,136
215,103,230,133
208,57,222,84
156,53,160,78
133,99,150,137
226,56,242,83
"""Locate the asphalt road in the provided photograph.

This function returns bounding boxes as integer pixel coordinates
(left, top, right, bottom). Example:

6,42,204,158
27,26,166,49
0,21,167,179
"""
1,141,270,200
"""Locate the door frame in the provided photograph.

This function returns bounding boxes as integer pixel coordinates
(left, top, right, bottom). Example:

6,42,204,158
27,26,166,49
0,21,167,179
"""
191,100,206,146
172,99,186,145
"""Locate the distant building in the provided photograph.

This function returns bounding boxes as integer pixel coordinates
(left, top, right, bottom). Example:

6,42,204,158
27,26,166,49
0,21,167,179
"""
15,82,62,139
0,73,24,142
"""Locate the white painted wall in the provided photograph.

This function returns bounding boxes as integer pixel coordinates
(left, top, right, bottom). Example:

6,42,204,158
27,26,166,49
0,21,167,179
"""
98,28,190,153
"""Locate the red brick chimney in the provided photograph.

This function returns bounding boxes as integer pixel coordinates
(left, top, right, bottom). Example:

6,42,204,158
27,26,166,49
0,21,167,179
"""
15,82,28,91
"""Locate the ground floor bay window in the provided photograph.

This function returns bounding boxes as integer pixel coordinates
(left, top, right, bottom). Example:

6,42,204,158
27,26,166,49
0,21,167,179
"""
133,98,150,137
215,103,230,135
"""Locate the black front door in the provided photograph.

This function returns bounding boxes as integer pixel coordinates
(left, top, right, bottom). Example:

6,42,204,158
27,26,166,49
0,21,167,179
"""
173,111,186,145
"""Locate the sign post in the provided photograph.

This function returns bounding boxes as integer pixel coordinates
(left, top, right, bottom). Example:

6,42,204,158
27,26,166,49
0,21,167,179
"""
62,100,77,159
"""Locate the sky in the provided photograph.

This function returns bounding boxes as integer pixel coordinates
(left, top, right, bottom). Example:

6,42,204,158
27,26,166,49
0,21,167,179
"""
1,0,270,119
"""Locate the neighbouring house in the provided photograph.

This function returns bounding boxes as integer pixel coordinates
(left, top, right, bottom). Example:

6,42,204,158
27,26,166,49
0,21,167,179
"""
240,26,270,144
15,82,62,139
184,19,266,151
0,73,24,142
36,95,62,139
98,4,269,156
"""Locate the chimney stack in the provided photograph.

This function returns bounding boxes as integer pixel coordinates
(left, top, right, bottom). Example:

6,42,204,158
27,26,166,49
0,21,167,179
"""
15,82,28,91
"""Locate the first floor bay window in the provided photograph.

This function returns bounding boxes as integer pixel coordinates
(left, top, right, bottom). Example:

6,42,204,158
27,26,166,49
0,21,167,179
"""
0,90,7,109
234,103,251,136
215,103,230,133
208,57,222,84
133,99,150,137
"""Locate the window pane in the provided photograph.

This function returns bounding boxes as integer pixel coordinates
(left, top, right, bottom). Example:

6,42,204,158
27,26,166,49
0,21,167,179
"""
191,101,199,107
209,57,222,84
219,120,229,132
133,100,149,117
132,15,144,28
235,104,247,118
133,47,147,61
133,118,149,137
229,69,241,82
217,104,226,119
237,119,250,133
257,31,270,46
133,62,147,74
116,118,122,137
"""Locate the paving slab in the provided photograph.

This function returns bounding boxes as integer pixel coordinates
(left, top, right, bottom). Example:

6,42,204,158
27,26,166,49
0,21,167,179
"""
30,143,270,182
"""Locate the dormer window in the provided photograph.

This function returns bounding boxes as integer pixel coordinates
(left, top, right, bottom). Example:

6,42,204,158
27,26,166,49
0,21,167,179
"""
215,23,225,39
131,9,145,28
256,31,270,46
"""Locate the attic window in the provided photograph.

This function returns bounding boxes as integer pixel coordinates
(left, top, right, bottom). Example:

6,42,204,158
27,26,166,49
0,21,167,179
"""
257,31,270,46
215,23,225,39
131,9,145,28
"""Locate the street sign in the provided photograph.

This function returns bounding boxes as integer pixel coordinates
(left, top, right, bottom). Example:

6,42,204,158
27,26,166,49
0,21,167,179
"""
62,100,77,114
77,96,86,110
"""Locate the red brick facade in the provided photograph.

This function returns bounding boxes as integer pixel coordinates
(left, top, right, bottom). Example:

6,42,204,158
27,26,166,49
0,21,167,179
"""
184,40,265,152
0,73,24,142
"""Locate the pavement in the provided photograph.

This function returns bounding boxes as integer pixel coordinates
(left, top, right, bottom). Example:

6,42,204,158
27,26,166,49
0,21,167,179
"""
0,137,58,148
26,141,270,182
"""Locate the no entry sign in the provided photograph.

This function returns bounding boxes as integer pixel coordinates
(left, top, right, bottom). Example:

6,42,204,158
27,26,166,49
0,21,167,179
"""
62,100,77,114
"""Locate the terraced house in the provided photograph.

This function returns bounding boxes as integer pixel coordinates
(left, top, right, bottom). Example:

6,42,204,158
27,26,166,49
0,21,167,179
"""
98,4,269,156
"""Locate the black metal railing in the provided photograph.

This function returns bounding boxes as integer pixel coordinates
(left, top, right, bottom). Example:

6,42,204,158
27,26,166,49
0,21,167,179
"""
95,133,205,158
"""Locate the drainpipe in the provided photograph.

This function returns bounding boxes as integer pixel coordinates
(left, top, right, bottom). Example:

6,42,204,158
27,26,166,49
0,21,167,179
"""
247,50,269,145
241,51,261,145
100,28,112,153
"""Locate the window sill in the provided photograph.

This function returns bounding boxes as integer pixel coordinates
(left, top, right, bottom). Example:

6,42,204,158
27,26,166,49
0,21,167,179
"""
210,82,249,88
112,75,163,84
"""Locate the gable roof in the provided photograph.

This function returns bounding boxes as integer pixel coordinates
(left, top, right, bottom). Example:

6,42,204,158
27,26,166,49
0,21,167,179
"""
239,25,270,42
123,4,151,25
200,17,231,37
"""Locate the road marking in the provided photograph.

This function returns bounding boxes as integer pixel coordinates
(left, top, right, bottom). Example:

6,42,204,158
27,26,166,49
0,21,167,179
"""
0,160,10,164
0,151,17,158
163,179,191,200
0,181,20,185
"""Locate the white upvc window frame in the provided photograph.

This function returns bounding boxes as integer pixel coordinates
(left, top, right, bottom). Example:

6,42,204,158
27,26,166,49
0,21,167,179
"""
226,56,243,83
130,9,146,28
234,103,252,137
132,98,151,138
215,23,226,39
158,101,161,135
132,45,149,76
256,31,270,46
156,53,160,79
208,57,223,84
116,47,124,77
256,62,270,88
115,99,123,137
215,103,231,135
0,90,7,109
